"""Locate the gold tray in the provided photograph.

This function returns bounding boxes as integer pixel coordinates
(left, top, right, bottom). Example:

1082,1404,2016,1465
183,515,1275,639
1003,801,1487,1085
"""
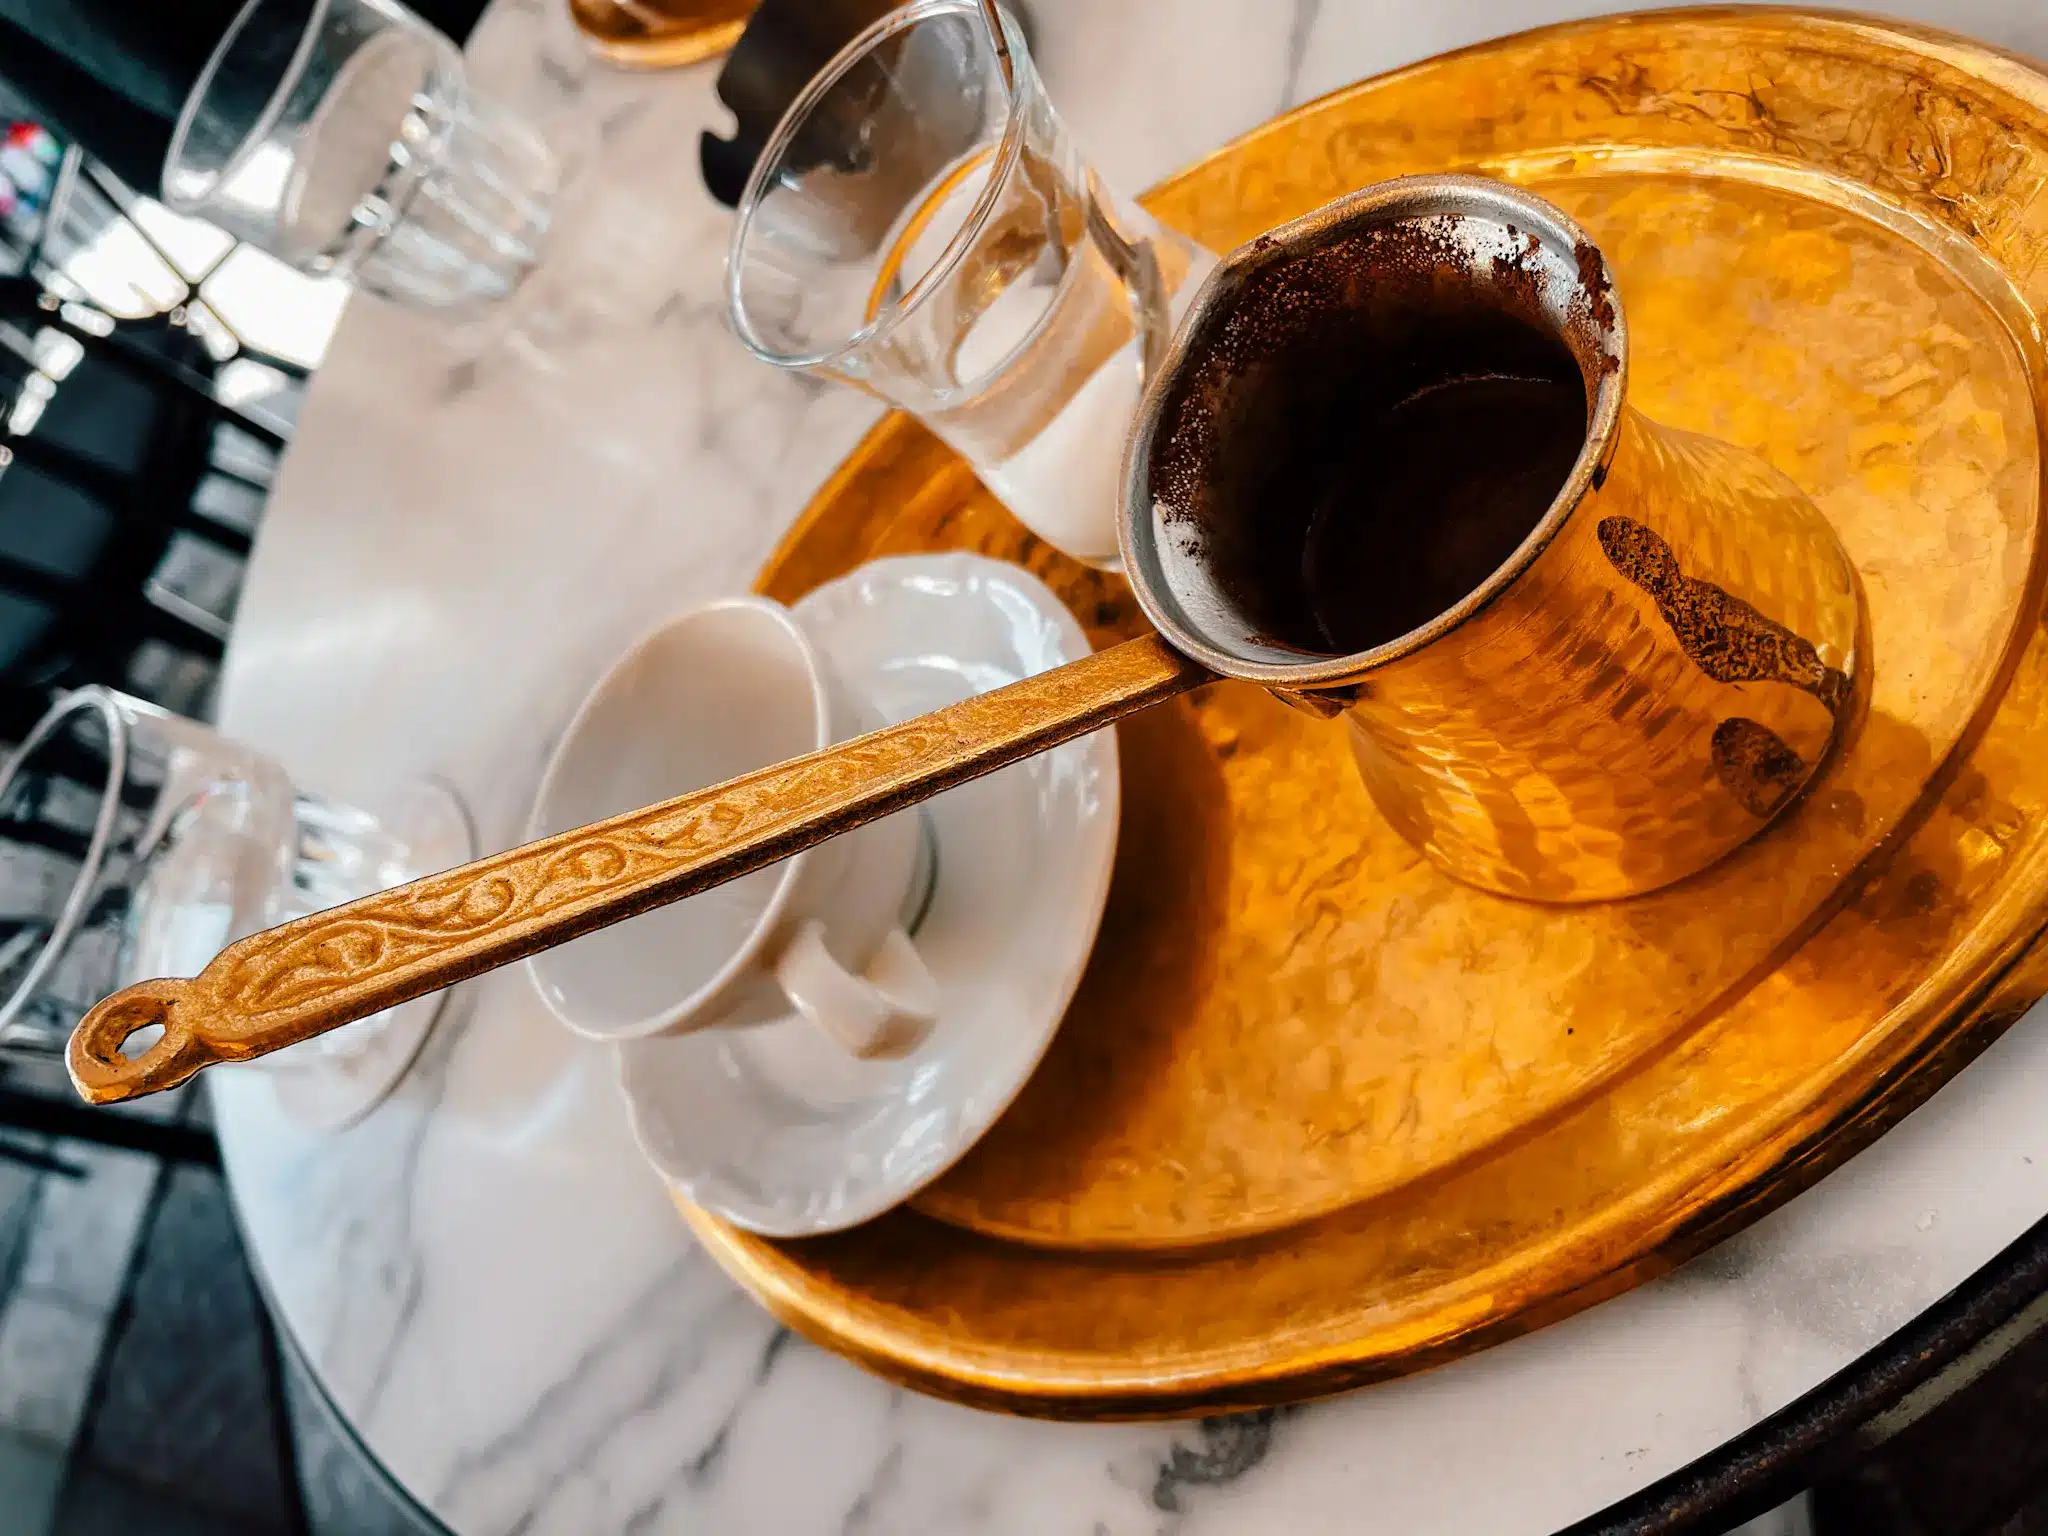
682,7,2048,1417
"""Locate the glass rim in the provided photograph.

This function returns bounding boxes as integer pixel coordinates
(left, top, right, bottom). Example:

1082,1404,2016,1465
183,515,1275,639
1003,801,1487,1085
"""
162,0,333,214
0,687,130,1040
725,0,1030,374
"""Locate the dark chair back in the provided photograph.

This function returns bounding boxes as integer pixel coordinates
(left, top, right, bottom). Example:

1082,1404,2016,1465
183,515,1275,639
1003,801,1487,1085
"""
0,276,255,735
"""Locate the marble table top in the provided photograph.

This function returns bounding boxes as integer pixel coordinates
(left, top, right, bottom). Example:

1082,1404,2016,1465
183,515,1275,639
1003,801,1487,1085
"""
210,1,2048,1531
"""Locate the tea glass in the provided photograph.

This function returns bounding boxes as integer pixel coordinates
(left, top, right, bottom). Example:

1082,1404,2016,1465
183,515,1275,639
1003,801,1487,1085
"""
0,687,470,1124
164,0,560,315
726,0,1215,570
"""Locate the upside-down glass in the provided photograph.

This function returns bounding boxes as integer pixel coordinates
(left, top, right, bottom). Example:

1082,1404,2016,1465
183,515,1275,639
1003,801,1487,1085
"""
726,0,1215,569
0,688,471,1127
162,0,559,314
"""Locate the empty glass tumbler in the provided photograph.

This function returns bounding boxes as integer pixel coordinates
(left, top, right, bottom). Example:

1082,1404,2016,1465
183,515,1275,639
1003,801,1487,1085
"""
726,0,1215,569
163,0,560,314
0,687,471,1127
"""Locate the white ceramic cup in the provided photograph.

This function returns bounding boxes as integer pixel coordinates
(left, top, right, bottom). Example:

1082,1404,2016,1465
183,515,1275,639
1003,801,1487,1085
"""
523,597,938,1057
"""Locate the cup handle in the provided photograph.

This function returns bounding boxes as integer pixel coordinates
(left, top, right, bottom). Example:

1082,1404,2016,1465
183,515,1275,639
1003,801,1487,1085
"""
773,920,938,1059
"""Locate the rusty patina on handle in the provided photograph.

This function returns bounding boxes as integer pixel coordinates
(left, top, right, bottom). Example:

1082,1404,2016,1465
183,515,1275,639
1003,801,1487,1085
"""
69,635,1207,1104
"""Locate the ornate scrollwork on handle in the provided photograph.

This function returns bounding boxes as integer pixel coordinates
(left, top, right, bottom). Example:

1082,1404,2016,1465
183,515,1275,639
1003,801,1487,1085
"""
220,722,956,1019
68,635,1206,1105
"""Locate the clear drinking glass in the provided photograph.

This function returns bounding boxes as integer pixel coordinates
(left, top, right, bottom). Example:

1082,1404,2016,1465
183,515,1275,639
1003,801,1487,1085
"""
726,0,1216,570
162,0,560,315
0,687,472,1128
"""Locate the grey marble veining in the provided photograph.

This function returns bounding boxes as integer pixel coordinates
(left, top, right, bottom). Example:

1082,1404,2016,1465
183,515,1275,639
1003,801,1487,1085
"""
208,2,2048,1532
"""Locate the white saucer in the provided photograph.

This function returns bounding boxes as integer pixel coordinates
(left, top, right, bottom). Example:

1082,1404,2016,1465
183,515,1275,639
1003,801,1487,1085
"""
615,553,1120,1236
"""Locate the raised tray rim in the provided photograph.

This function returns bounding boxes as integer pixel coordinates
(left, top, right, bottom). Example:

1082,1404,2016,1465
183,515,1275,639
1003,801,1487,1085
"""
684,3,2048,1418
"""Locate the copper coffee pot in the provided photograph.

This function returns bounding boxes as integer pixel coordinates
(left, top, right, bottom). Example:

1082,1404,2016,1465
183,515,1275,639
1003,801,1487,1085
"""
69,177,1864,1104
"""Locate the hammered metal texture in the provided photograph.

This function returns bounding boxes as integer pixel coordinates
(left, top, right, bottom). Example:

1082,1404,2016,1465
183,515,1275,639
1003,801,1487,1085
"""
1344,406,1863,900
687,8,2048,1417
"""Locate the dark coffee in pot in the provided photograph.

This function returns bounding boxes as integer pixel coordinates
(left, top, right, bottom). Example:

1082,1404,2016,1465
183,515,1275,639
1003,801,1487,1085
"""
1148,217,1592,657
1300,327,1584,654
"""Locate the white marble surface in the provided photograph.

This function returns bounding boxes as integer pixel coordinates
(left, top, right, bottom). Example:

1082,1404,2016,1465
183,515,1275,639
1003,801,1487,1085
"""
209,1,2048,1532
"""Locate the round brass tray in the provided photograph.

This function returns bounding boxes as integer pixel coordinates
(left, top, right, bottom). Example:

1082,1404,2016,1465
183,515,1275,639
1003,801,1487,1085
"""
682,7,2048,1417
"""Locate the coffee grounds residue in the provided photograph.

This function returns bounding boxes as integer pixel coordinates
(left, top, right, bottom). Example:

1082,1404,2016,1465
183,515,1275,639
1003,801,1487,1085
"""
1712,717,1807,816
1575,240,1616,331
1596,516,1849,715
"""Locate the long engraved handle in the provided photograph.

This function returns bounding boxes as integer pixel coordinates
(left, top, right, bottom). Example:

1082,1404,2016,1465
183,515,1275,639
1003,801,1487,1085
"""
70,635,1207,1104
